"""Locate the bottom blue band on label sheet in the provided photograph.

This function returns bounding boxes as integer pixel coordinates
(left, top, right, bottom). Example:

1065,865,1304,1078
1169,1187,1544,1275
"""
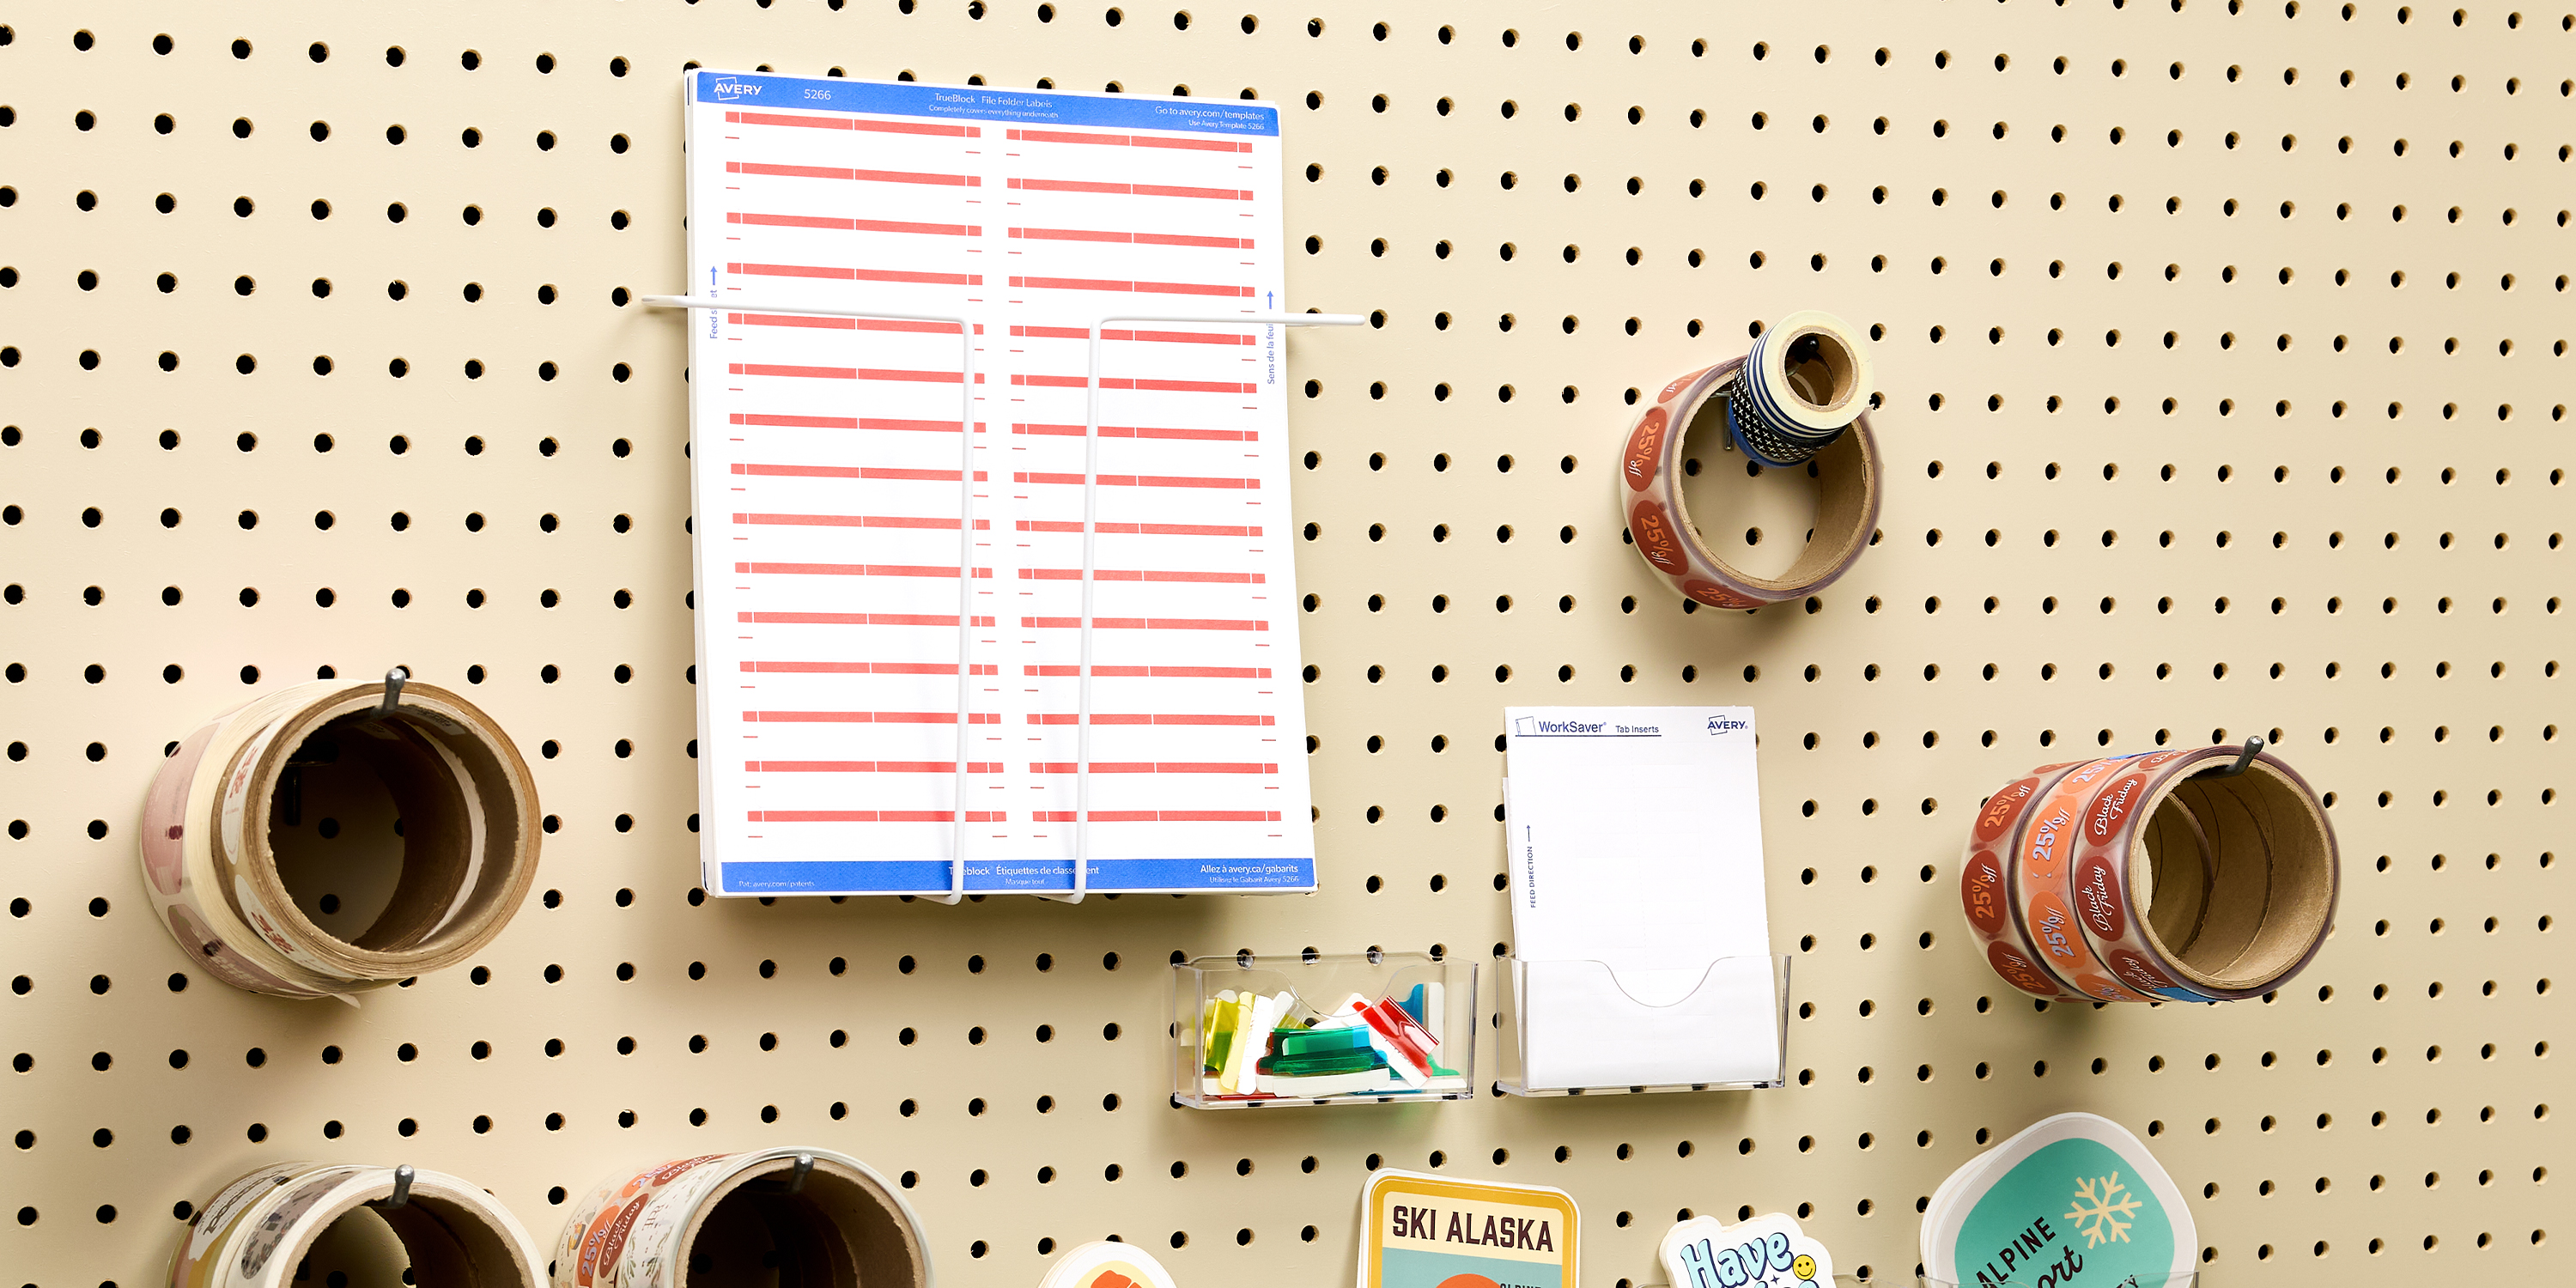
717,856,1316,894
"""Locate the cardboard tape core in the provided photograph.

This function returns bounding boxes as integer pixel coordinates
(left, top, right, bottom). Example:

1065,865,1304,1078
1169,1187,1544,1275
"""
230,686,535,979
1777,325,1861,419
144,679,541,998
2131,756,2336,993
677,1157,929,1288
345,1188,536,1287
1671,386,1879,596
169,1163,539,1288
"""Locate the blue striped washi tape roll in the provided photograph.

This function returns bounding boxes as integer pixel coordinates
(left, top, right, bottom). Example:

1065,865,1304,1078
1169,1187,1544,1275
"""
1725,310,1875,468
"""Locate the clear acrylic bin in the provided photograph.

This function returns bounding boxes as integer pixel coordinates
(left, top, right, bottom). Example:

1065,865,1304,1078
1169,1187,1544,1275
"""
1170,949,1476,1109
1498,954,1791,1096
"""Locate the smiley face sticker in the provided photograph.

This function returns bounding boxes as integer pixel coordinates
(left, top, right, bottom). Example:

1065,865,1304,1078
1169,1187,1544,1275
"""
1658,1212,1833,1288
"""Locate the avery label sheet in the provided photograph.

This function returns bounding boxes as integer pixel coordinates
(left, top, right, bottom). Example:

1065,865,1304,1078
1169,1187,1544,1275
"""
682,71,1315,896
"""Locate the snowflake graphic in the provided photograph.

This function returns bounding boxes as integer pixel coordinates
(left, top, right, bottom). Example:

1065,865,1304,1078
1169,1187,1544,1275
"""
2064,1172,2144,1247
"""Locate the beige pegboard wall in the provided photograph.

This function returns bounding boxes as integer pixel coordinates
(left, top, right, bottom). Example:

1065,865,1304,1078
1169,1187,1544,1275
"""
0,0,2562,1284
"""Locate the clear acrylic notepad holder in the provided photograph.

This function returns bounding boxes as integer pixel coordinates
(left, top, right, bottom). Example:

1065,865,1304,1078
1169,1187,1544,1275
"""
1171,950,1477,1109
1497,954,1791,1097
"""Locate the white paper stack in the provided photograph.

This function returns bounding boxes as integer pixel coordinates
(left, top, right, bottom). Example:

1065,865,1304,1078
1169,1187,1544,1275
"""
1503,707,1780,1090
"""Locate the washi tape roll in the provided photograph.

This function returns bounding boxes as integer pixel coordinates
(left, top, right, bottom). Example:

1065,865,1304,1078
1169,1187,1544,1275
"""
2064,744,2338,1002
1971,745,2337,1003
168,1161,542,1288
554,1148,932,1288
1957,761,2087,1001
1038,1242,1179,1288
139,677,541,999
1618,355,1883,610
1726,309,1877,467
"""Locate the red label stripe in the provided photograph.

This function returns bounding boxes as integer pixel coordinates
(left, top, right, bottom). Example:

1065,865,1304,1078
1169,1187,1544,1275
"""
1014,376,1255,395
729,161,981,186
1008,325,1255,345
726,314,973,336
1018,617,1268,631
1025,713,1276,726
1006,177,1251,200
1009,227,1255,250
1018,568,1261,583
736,562,992,579
1005,128,1249,154
1028,762,1277,775
726,362,981,384
728,212,981,237
750,810,1008,823
733,513,987,531
742,660,999,675
747,760,1005,774
1031,810,1281,823
1010,374,1255,394
738,612,995,627
746,710,1000,724
732,464,988,481
1021,665,1271,677
1012,471,1255,490
1015,520,1261,537
729,414,981,433
1012,422,1255,442
728,261,982,287
727,111,978,137
1007,275,1253,299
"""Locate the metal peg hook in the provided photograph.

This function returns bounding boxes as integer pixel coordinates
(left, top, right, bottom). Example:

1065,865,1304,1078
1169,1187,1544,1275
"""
378,667,410,717
2198,733,2265,779
377,1163,416,1209
760,1152,816,1194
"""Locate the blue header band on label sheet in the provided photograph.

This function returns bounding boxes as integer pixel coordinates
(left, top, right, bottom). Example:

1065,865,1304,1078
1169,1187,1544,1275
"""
691,70,1280,136
720,856,1316,894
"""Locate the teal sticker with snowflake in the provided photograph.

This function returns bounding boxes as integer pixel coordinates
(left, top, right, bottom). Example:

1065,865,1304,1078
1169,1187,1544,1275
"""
1953,1139,2177,1287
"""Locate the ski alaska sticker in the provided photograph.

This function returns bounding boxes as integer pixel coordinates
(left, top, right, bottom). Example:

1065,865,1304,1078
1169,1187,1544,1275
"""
1358,1169,1578,1288
1659,1212,1832,1288
1922,1112,2196,1286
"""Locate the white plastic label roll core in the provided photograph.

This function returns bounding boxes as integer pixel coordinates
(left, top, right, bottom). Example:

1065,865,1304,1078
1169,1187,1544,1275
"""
139,678,542,999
